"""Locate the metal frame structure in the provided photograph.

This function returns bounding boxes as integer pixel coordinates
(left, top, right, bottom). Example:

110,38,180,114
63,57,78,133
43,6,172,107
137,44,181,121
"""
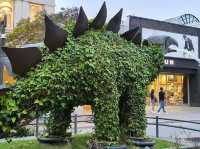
180,14,200,25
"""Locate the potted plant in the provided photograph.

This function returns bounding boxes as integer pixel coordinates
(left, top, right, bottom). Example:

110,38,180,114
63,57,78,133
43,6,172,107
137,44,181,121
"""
87,139,127,149
131,137,155,149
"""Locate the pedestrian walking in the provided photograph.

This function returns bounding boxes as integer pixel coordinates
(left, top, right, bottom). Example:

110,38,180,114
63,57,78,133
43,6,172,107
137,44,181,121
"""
150,89,156,113
157,87,166,113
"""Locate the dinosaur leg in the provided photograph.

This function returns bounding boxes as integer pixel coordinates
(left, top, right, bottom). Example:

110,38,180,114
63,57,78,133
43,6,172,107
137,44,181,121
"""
118,87,130,140
93,87,120,141
46,107,72,137
125,85,147,137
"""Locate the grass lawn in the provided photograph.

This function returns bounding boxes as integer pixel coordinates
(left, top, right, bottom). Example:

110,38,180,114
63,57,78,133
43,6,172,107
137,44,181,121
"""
154,138,175,149
0,134,174,149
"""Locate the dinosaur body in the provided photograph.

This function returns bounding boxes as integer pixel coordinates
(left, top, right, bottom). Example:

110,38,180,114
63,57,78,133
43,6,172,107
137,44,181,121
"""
0,2,164,141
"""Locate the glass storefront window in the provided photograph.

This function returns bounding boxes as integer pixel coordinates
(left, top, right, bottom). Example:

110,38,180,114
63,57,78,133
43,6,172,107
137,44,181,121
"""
159,75,166,85
148,74,187,105
0,0,13,29
30,3,43,21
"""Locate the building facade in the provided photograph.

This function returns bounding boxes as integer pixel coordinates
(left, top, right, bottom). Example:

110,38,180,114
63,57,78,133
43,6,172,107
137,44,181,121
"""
0,0,55,30
0,0,55,87
129,15,200,107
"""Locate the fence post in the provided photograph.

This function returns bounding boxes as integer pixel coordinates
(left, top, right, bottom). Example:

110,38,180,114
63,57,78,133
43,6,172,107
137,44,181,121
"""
74,114,78,134
156,116,159,138
35,117,39,137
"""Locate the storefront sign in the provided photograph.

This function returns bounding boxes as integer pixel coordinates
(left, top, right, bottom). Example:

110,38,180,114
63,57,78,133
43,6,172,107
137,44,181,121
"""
164,59,174,65
163,57,199,71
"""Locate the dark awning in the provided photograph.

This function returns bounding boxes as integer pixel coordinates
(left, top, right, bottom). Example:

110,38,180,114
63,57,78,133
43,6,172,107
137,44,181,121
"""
162,56,199,74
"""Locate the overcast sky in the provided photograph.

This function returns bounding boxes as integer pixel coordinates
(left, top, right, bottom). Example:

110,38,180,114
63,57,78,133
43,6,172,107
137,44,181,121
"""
55,0,200,21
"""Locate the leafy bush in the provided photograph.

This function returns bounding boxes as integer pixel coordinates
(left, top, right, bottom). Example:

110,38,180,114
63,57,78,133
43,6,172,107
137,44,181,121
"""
0,126,31,139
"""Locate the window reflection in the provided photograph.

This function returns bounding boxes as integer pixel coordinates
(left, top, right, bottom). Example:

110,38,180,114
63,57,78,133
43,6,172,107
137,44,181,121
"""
30,3,43,21
0,0,13,29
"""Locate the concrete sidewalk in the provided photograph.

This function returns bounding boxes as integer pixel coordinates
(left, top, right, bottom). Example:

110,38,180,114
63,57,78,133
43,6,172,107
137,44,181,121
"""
146,105,200,146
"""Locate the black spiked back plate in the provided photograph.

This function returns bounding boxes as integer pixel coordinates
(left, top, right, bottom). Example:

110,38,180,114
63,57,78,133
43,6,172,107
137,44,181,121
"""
44,15,67,52
90,2,107,29
120,27,140,41
73,7,89,37
106,8,123,33
2,47,41,76
133,31,142,45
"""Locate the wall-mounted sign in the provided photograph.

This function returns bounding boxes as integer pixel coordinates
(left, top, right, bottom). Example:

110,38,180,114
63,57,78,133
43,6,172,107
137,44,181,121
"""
164,59,174,65
142,28,199,60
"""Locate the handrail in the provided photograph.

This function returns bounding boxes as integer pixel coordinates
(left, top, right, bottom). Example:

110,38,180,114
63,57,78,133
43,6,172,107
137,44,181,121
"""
147,116,200,138
32,114,200,138
147,116,200,125
148,122,200,132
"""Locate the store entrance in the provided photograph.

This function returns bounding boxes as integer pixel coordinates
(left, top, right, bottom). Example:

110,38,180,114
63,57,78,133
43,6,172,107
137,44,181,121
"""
149,74,188,105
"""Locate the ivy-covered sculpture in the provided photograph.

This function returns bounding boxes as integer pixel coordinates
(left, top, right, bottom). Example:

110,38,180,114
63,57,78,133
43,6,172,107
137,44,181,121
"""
0,2,164,141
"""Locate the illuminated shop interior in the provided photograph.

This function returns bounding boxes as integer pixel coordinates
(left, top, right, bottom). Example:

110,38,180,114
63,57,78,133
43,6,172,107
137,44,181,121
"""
148,74,188,105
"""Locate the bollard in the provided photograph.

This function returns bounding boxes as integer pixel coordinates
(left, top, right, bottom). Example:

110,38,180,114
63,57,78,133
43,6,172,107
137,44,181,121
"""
74,114,78,134
35,117,39,137
156,116,159,138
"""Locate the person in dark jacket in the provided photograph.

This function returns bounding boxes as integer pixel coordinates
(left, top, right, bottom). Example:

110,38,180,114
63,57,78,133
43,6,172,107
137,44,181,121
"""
183,35,194,52
157,87,166,113
150,89,156,113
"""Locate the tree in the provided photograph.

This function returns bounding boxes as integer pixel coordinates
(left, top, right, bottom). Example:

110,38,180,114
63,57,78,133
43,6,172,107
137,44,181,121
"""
50,7,79,24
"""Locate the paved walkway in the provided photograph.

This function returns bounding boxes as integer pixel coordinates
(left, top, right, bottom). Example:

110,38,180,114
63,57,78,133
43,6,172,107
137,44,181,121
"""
146,105,200,145
1,105,199,146
0,136,35,143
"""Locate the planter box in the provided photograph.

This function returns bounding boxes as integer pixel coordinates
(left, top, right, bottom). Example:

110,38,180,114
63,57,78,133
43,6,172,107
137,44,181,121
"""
90,141,127,149
105,146,127,149
37,136,67,144
132,137,155,149
37,132,72,144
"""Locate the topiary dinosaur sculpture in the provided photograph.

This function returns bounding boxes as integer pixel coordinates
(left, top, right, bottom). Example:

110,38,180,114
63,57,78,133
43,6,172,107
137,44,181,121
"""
0,2,164,141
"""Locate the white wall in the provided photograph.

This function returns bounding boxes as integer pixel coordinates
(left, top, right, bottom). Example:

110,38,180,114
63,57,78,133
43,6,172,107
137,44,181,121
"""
13,0,29,26
44,0,55,14
27,0,48,5
27,0,55,14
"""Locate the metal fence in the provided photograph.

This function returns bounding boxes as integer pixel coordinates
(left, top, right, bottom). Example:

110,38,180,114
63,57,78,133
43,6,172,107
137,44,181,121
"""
31,115,200,138
71,114,94,134
147,116,200,138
